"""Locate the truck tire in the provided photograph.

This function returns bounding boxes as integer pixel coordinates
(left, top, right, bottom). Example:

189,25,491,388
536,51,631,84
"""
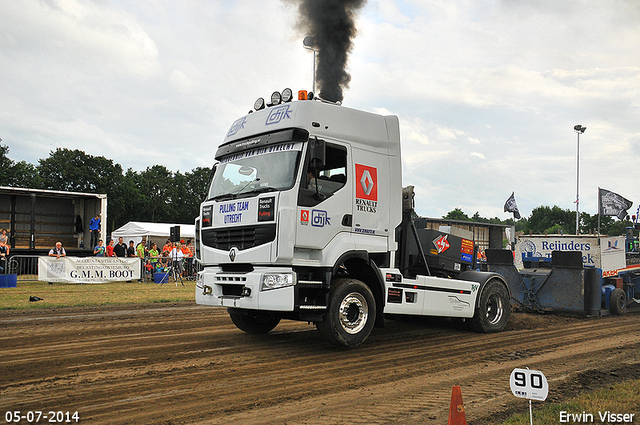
317,278,376,347
609,288,626,315
469,278,510,333
228,308,281,334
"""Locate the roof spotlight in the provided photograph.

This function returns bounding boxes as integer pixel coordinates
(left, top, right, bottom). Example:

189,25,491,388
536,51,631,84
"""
271,91,282,106
254,97,265,111
282,88,293,103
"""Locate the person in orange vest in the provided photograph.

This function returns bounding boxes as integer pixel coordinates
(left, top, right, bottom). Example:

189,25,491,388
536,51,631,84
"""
163,239,173,254
477,249,486,262
179,239,192,257
179,239,193,277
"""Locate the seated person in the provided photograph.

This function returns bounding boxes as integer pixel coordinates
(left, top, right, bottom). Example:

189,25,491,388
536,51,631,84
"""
158,251,170,272
49,242,66,259
0,241,9,271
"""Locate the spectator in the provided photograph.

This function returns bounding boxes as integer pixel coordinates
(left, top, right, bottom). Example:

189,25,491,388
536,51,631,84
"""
180,241,192,257
114,237,127,257
49,241,66,259
105,239,115,257
136,241,146,259
159,251,170,272
89,214,101,249
148,243,159,266
135,241,146,282
94,239,106,257
125,240,137,282
180,240,193,277
0,229,8,245
0,240,9,272
170,242,184,276
186,239,195,255
127,240,136,257
163,239,173,254
149,243,159,258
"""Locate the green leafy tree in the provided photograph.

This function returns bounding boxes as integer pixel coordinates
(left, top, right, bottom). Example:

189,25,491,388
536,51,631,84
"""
172,167,211,224
38,148,123,193
607,218,633,236
0,144,13,182
526,205,574,234
0,144,42,188
108,168,144,232
443,208,470,221
136,165,177,223
37,148,127,231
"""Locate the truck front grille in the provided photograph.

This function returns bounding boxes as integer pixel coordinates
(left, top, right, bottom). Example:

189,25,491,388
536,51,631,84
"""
201,224,276,251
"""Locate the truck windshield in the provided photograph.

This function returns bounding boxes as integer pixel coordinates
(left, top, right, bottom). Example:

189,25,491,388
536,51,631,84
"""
207,142,303,200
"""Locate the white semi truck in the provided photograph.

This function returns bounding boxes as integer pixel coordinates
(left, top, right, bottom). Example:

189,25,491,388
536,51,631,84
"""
195,89,511,347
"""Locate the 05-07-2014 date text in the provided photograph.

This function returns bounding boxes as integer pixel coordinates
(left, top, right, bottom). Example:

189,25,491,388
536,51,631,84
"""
4,411,80,423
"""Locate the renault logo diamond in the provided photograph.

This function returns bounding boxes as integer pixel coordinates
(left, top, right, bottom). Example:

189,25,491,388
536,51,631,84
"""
229,247,238,262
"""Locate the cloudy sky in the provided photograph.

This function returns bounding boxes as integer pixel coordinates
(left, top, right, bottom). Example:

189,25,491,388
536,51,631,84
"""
1,0,639,221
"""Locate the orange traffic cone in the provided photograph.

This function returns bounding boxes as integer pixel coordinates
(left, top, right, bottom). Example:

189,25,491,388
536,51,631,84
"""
448,385,467,425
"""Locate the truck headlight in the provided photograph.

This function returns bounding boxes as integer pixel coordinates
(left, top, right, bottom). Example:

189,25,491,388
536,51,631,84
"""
261,273,294,291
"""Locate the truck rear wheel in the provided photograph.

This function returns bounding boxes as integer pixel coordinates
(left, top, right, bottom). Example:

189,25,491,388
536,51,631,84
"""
609,288,627,315
228,308,281,334
317,278,376,347
470,279,510,333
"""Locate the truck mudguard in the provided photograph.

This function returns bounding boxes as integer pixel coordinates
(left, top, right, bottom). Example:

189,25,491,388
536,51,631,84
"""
333,250,386,328
455,270,511,307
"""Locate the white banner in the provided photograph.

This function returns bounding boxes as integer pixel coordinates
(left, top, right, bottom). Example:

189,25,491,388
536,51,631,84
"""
515,235,625,275
38,257,141,283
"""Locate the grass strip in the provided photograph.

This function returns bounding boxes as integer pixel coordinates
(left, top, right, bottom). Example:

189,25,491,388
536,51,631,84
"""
0,279,196,310
501,379,640,424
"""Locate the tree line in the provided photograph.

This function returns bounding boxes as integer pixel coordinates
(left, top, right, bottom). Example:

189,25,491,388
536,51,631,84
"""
0,145,210,233
0,144,632,236
443,205,631,236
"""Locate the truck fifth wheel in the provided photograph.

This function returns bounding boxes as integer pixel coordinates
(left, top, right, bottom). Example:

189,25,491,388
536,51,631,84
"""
195,89,510,347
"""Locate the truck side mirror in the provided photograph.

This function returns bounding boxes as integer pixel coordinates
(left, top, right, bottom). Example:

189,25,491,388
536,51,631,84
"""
308,137,326,170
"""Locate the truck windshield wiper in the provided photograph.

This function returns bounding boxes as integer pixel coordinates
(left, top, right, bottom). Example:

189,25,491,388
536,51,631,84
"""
211,193,236,201
238,186,278,196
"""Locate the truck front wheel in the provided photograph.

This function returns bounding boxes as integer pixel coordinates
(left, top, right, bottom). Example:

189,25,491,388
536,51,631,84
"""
470,279,510,333
228,308,281,334
317,278,376,347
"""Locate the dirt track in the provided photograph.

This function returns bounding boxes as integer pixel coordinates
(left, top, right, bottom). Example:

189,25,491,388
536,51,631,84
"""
1,303,639,425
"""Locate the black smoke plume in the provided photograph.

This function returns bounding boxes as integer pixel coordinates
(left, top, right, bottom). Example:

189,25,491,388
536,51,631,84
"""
292,0,367,103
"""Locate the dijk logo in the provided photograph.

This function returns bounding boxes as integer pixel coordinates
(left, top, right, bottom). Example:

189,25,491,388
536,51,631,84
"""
355,164,377,201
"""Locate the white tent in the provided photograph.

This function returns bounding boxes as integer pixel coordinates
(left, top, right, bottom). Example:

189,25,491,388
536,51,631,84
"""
110,221,195,248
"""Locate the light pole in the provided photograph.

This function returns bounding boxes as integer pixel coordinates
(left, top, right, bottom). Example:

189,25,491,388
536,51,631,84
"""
574,124,586,234
303,36,317,94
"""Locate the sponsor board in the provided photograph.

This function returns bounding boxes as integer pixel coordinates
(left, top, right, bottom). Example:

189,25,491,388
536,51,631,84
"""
38,257,141,283
460,238,474,263
515,235,625,275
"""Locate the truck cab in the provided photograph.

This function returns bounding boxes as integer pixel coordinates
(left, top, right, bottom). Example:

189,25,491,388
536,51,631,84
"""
196,90,510,347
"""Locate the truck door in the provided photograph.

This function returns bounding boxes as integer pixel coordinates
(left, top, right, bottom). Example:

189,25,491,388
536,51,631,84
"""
296,142,351,250
351,147,391,239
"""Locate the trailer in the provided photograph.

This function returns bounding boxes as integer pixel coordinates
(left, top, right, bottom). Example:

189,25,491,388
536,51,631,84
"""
486,234,640,316
194,89,511,347
0,186,107,254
